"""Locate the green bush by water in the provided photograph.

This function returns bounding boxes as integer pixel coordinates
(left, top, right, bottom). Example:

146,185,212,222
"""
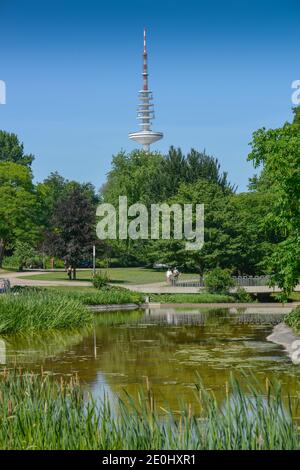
0,290,93,334
92,270,110,288
204,268,235,294
234,287,254,303
285,306,300,333
0,370,298,450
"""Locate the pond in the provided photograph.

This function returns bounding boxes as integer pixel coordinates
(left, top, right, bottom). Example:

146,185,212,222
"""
1,307,299,409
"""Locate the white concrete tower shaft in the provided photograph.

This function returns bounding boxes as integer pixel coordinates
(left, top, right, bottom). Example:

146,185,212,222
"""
129,29,163,152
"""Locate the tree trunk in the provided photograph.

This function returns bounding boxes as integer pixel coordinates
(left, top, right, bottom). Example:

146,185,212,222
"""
0,239,5,268
72,267,76,280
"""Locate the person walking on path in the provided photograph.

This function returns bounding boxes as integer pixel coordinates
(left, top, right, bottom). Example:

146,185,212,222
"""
173,267,180,283
166,268,173,284
67,266,72,281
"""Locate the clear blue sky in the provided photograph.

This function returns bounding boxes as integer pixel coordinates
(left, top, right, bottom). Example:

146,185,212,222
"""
0,0,299,191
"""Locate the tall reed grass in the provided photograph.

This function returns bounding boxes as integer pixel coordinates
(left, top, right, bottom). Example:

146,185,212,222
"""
13,285,144,306
63,286,144,306
0,370,298,450
0,290,93,334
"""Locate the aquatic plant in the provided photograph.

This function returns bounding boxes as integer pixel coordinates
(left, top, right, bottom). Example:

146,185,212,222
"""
0,291,93,334
60,286,144,306
0,370,298,450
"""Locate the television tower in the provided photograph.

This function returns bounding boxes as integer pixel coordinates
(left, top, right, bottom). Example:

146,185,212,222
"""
129,29,163,152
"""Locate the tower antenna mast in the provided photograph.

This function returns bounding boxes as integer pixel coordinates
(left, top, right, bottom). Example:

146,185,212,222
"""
129,29,163,152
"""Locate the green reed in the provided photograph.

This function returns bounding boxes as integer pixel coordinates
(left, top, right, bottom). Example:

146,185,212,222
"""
62,286,144,306
0,291,93,334
0,370,299,450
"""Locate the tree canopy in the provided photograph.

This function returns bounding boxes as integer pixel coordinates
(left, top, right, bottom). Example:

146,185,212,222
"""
1,114,298,295
44,186,97,278
0,131,35,167
248,106,300,298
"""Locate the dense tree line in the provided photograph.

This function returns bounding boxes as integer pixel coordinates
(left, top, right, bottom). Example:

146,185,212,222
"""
0,107,299,294
100,146,278,275
0,131,100,272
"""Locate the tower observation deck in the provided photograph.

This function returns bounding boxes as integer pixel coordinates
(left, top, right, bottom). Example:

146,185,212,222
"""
129,29,163,152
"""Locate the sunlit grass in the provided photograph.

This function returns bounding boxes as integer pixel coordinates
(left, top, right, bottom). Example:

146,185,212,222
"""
18,267,196,285
13,285,144,306
150,293,236,303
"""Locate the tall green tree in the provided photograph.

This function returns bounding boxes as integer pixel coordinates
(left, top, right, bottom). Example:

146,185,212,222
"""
0,162,40,266
0,131,34,166
44,186,97,278
37,172,99,228
248,107,300,298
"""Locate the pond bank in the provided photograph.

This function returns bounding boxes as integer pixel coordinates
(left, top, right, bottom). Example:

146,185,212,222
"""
151,302,298,311
89,302,297,313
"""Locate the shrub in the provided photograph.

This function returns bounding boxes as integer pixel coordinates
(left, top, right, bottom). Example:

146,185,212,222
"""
63,286,143,306
285,307,300,333
234,287,254,303
204,268,235,294
92,270,110,289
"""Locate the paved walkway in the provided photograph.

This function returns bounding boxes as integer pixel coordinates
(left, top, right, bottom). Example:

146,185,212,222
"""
113,282,300,294
0,270,91,287
1,270,300,294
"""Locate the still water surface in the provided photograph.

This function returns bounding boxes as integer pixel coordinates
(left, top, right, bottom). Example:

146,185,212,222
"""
1,307,299,408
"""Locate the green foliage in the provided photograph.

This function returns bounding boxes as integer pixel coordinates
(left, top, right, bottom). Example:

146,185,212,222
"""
37,172,99,227
284,307,300,333
0,130,34,166
11,240,38,270
92,270,110,288
0,290,93,333
204,268,235,294
0,371,298,450
100,147,239,270
248,110,300,299
44,186,97,275
150,292,235,303
234,287,254,303
99,157,275,274
63,285,144,305
10,284,144,306
101,149,164,206
0,161,41,266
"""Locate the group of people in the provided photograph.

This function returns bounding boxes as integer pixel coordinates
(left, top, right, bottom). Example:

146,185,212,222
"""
166,267,180,284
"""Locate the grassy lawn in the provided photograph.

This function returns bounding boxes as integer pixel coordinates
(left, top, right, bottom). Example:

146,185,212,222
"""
19,267,197,285
150,293,237,303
